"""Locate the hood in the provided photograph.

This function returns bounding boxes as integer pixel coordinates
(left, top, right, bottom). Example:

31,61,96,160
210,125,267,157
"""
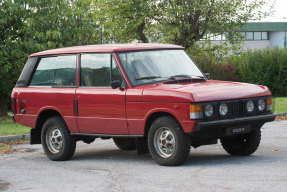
142,80,271,102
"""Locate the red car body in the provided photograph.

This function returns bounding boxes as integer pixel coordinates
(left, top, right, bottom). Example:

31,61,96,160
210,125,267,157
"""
11,43,275,165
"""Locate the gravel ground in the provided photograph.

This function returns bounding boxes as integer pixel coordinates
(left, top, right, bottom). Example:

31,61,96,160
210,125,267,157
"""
0,120,286,192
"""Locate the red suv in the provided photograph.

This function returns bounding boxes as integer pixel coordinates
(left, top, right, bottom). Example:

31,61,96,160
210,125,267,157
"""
12,44,275,166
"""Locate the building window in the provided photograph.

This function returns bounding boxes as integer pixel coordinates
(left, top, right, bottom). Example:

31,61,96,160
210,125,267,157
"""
246,32,253,40
262,32,268,40
241,32,269,41
254,32,261,40
203,32,269,41
202,33,227,41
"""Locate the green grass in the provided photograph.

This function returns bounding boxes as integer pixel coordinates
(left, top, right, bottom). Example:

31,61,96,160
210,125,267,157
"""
274,97,287,114
0,115,30,136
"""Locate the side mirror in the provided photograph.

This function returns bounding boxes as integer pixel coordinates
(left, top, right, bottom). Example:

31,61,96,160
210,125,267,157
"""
204,73,210,80
111,80,121,89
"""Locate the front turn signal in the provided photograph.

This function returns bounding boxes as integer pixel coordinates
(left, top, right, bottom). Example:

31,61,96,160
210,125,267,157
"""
190,104,203,119
266,97,272,111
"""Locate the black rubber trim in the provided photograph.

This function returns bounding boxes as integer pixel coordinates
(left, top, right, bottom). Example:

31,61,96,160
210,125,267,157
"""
16,57,39,87
51,85,77,88
75,101,78,117
195,114,276,131
70,133,143,137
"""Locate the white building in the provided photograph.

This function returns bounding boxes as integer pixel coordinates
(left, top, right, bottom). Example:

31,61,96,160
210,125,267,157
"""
209,22,287,51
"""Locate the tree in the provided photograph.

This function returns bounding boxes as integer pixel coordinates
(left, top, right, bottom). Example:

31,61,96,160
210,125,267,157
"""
0,0,273,116
97,0,271,49
0,0,30,116
161,0,271,49
97,0,162,43
0,0,101,116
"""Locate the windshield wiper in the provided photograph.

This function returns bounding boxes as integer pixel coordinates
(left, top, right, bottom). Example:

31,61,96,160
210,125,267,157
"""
169,74,191,79
169,74,205,79
191,75,205,79
135,76,161,81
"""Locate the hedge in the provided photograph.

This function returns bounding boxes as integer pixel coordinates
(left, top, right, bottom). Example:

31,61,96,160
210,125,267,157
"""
229,47,287,97
190,47,287,97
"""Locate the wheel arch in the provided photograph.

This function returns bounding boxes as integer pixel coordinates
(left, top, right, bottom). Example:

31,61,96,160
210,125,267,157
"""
144,110,182,137
35,109,63,130
31,109,64,145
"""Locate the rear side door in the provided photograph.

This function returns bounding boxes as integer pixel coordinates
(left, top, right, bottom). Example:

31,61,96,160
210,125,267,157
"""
75,53,128,135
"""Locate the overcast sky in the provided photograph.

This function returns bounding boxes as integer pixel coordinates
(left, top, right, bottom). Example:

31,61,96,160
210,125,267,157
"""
259,0,287,21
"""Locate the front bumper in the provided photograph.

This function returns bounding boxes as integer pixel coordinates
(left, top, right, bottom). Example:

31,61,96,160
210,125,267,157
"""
190,113,276,138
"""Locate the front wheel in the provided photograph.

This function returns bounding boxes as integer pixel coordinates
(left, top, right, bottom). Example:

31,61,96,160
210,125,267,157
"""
220,129,261,156
41,116,76,161
148,116,190,166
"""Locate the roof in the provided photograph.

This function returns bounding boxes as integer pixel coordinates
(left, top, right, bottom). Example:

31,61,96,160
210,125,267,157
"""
240,22,287,32
30,43,183,57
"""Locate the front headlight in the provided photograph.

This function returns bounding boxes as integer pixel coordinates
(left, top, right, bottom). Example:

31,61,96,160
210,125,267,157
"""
204,104,213,117
258,99,265,111
219,103,228,116
246,100,254,113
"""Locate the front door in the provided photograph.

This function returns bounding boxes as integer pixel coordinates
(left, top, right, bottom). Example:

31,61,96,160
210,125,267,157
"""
76,53,128,134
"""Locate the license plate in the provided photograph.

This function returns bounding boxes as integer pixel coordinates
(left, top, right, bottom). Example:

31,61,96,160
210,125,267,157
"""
226,125,251,136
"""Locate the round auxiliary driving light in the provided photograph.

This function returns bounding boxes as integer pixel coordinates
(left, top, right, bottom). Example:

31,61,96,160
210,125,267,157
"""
204,104,213,117
258,99,265,111
246,100,254,113
219,103,228,116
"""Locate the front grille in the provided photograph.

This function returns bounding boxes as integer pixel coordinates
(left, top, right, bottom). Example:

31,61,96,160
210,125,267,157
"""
201,97,270,121
231,100,242,118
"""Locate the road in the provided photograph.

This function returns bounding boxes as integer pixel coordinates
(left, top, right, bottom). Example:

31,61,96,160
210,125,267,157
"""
0,120,287,192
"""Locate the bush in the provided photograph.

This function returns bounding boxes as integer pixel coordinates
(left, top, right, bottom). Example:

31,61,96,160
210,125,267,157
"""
229,47,287,97
188,46,287,97
187,46,239,82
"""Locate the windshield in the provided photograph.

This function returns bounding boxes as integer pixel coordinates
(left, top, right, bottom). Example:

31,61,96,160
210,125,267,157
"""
117,49,204,86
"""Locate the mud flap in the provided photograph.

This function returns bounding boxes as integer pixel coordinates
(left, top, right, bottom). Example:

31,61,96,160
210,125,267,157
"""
30,129,41,144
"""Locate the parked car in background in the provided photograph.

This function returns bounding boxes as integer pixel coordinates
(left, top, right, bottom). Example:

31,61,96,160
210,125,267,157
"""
12,44,275,166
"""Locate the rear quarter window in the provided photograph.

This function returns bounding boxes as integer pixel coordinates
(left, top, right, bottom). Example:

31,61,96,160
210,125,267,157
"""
30,55,77,87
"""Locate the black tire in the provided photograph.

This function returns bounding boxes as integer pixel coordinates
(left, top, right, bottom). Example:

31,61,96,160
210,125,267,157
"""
148,116,190,166
41,116,76,161
113,138,136,150
220,129,261,156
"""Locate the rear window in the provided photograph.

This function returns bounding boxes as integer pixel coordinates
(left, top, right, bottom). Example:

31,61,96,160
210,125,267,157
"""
30,55,77,87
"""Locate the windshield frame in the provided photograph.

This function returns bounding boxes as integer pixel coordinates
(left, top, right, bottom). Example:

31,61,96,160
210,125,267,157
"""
116,49,206,87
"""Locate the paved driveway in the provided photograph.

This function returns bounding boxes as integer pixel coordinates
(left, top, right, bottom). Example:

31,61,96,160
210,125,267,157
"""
0,121,286,192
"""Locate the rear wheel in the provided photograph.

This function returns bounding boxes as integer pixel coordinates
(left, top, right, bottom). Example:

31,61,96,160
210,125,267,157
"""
148,116,190,166
113,138,136,150
41,116,76,161
221,129,261,156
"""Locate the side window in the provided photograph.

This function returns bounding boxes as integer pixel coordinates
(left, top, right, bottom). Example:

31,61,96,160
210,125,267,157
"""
81,54,111,87
30,55,77,86
81,54,124,87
